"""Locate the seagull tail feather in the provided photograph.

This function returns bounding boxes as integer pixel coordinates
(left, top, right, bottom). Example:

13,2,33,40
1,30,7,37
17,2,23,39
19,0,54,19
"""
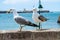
27,22,39,27
31,23,39,27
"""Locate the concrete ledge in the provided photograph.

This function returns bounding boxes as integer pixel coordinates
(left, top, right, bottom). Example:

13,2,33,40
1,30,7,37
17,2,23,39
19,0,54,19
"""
0,29,60,40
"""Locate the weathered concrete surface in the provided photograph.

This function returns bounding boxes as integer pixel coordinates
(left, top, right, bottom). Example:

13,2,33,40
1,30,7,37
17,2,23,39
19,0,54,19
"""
0,29,60,40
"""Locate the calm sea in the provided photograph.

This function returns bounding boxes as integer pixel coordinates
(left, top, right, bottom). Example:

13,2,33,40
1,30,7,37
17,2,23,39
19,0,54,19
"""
0,12,60,30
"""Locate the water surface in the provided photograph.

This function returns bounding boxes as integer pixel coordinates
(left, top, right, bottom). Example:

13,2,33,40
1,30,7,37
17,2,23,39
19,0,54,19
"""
0,12,60,30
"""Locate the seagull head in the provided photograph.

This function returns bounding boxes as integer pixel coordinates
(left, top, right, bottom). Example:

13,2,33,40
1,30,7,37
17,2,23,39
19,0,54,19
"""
9,9,16,13
7,9,16,13
33,8,37,13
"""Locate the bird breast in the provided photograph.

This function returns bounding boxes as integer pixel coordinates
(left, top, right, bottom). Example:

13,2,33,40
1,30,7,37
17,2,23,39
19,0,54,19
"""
32,14,42,22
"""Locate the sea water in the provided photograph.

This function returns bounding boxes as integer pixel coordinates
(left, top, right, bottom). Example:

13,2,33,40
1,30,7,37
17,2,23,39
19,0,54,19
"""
0,12,60,30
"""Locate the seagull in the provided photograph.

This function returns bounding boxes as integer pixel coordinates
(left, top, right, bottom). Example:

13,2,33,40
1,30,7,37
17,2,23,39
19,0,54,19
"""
8,9,39,31
32,8,48,26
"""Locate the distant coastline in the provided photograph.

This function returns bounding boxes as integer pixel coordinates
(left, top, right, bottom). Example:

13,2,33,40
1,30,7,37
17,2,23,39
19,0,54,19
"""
0,10,49,13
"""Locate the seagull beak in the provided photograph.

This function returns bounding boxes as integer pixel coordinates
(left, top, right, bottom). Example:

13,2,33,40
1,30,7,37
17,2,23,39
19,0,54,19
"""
7,10,10,14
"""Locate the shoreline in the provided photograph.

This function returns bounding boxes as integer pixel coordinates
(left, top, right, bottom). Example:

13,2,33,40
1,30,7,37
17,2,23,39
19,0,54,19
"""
0,29,60,33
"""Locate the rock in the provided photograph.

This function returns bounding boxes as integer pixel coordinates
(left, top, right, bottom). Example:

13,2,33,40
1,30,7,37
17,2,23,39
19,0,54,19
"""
57,16,60,23
0,29,60,40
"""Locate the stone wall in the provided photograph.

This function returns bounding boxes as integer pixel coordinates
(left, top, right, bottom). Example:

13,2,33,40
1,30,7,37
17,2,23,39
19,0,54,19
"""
0,31,60,40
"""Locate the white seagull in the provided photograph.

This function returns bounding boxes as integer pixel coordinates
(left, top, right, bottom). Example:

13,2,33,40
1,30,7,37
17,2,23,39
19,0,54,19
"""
32,8,48,25
8,9,39,31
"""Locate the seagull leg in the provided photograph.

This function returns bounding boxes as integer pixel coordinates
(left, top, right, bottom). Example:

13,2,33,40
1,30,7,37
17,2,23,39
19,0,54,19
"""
20,25,24,32
39,23,40,29
39,23,42,30
35,23,39,30
20,25,22,32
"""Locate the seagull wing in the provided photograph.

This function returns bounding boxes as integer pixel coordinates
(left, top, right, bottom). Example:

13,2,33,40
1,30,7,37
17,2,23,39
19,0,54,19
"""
38,15,48,22
14,17,39,27
14,17,28,24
